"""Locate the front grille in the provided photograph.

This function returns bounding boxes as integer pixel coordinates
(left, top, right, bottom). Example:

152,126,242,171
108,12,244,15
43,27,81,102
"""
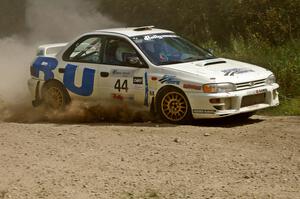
235,79,266,91
241,93,266,108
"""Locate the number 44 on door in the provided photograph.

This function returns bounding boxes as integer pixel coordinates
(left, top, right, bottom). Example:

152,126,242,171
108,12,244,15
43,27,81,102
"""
114,79,128,92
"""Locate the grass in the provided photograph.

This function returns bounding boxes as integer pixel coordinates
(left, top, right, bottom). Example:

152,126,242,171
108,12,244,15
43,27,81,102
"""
259,97,300,116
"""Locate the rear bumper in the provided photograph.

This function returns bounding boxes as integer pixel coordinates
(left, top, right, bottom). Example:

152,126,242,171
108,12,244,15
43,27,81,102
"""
187,84,280,119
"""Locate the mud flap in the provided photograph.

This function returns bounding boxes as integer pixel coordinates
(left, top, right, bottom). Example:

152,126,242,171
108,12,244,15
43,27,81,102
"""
32,81,42,107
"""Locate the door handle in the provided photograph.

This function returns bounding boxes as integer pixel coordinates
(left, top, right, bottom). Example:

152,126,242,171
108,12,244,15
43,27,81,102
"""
100,72,109,78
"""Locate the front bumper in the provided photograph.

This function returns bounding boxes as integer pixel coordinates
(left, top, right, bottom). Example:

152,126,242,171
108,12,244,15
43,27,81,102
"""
187,84,280,119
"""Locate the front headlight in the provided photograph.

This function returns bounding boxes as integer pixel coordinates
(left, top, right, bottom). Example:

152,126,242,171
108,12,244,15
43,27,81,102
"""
266,74,276,85
203,83,236,93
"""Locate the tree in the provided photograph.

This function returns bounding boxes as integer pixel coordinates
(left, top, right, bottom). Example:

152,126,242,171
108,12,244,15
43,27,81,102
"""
98,0,300,46
0,0,27,38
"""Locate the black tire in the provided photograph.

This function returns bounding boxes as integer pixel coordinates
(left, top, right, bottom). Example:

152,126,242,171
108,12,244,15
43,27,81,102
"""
41,81,71,110
156,87,191,124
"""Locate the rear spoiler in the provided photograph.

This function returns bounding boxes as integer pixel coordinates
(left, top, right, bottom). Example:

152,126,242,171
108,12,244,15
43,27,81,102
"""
36,43,68,57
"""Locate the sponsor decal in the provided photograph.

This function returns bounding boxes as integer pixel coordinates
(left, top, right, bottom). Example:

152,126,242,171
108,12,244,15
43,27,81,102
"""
111,69,133,77
193,109,216,114
133,84,143,89
183,84,202,90
133,77,143,85
112,93,134,101
247,88,268,96
256,89,268,94
144,72,149,106
222,68,255,76
149,76,160,92
143,34,178,41
32,57,96,96
32,57,58,81
151,76,158,81
63,64,96,96
159,75,180,85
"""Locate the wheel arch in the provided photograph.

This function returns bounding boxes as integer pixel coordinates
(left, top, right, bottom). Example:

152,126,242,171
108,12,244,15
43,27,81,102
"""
41,79,71,101
153,85,191,113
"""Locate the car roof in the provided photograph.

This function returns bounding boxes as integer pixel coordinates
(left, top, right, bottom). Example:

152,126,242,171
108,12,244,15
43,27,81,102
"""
94,26,174,37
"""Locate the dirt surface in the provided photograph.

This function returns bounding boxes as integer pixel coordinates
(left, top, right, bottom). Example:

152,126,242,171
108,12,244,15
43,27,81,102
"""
0,116,299,199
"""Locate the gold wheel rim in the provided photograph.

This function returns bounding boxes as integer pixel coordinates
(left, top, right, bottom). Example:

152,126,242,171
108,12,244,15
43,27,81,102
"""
44,87,64,109
161,92,188,122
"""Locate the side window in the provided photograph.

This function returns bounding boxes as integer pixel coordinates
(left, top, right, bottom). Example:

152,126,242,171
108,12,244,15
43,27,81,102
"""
103,38,140,66
64,36,103,64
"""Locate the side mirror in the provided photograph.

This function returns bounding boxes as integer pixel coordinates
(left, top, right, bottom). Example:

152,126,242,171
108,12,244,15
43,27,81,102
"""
126,56,143,67
208,48,214,54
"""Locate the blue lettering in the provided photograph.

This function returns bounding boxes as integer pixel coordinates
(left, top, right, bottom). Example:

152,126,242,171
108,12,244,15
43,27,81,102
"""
63,64,95,96
32,57,58,81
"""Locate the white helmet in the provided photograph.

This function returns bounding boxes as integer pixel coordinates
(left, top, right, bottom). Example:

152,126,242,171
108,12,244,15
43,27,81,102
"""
115,42,136,62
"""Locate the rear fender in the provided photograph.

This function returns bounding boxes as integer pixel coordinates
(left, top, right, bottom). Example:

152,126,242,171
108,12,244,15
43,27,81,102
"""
37,43,68,57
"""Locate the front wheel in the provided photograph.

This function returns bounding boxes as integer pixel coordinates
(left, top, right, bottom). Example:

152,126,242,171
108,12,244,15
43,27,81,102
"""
41,81,71,110
157,87,191,123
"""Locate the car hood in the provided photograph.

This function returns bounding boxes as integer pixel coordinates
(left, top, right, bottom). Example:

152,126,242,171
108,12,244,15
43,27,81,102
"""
162,58,271,83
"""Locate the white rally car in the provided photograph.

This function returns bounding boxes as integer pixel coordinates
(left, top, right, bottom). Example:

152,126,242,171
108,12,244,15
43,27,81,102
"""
28,26,279,123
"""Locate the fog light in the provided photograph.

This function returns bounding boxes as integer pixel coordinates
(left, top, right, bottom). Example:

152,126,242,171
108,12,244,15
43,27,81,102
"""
213,105,224,110
210,98,221,104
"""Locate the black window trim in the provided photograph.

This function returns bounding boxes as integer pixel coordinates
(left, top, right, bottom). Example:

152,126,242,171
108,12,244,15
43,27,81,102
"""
63,34,149,69
102,35,149,69
130,33,217,66
62,34,105,65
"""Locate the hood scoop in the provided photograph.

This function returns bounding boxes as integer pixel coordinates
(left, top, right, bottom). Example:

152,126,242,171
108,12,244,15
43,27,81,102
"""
195,59,227,67
204,60,227,66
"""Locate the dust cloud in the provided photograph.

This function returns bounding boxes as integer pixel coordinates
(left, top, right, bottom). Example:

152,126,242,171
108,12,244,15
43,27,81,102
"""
2,101,155,124
0,0,119,100
25,0,120,43
0,0,151,123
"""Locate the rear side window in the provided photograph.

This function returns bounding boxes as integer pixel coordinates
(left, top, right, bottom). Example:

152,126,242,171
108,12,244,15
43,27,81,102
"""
63,36,104,64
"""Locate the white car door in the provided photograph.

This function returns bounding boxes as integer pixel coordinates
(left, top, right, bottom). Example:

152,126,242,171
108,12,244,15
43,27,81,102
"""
61,35,111,100
101,37,149,106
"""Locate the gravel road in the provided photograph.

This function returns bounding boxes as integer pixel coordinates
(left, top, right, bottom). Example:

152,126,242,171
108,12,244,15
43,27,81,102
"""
0,116,299,199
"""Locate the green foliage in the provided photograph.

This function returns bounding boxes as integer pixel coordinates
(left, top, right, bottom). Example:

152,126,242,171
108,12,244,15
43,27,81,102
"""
213,38,300,98
98,0,300,46
259,97,300,116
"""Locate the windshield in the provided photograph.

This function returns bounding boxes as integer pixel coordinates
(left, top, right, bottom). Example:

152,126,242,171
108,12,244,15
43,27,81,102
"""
131,34,215,66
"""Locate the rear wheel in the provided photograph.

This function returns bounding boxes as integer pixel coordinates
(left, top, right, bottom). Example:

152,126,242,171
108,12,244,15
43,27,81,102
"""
42,81,70,110
157,87,191,123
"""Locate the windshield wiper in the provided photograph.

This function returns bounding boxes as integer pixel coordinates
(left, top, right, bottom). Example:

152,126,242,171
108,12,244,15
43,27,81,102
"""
205,57,217,60
183,56,216,62
160,61,183,65
184,57,203,61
